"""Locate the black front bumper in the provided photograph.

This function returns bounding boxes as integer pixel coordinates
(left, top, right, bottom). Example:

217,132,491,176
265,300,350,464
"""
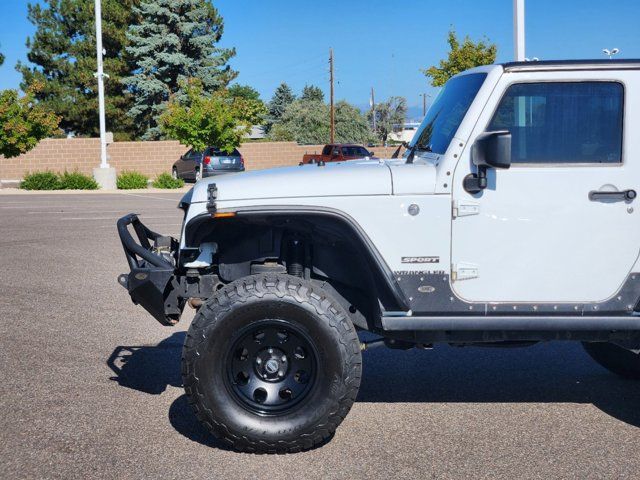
117,214,182,325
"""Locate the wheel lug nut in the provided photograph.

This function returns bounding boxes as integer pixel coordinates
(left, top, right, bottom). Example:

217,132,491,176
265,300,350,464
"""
281,356,287,362
268,348,273,354
256,358,262,364
278,372,284,377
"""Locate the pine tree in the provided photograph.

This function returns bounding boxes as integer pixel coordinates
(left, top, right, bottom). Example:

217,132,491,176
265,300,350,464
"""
18,0,139,139
123,0,236,140
264,82,295,133
301,84,324,102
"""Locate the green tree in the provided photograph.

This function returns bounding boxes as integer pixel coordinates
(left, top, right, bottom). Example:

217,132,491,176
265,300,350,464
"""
0,45,4,66
160,81,246,153
18,0,139,139
422,29,497,87
123,0,237,140
0,84,60,158
227,84,261,101
368,96,407,144
301,84,324,102
270,99,374,145
227,84,267,125
264,82,295,133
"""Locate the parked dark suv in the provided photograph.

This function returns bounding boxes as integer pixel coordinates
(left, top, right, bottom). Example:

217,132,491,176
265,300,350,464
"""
172,147,245,181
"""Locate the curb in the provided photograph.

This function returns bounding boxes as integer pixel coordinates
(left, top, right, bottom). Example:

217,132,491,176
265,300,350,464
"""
0,186,191,195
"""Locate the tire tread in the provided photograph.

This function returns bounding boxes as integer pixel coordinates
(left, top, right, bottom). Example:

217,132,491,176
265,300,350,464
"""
181,274,362,453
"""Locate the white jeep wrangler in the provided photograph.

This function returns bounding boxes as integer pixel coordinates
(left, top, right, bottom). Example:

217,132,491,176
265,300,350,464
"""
118,59,640,453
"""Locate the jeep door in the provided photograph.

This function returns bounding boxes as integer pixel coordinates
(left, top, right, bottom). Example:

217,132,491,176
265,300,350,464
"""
451,69,640,303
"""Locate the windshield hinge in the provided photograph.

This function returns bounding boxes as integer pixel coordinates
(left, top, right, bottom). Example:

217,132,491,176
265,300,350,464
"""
452,200,480,219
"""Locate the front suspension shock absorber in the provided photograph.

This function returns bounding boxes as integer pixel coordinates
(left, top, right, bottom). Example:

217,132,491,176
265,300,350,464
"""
287,238,304,277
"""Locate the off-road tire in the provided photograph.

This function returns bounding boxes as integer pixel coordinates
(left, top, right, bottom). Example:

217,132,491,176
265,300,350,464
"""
181,274,362,453
582,342,640,379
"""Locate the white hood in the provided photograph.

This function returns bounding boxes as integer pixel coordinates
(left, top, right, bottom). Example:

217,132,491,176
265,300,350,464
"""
191,160,393,203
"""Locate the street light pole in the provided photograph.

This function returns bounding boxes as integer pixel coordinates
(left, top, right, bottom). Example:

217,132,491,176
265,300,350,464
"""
92,0,116,188
95,0,108,168
420,93,430,117
513,0,525,61
370,87,376,132
603,48,620,60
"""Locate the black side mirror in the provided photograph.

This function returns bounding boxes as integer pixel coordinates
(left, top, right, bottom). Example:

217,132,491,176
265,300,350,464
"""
464,130,511,194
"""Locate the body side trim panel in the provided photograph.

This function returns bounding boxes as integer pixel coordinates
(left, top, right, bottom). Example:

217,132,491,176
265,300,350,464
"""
395,272,640,317
382,315,640,331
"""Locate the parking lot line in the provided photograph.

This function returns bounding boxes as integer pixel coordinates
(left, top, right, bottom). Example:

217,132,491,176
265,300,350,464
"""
25,209,178,214
59,215,178,221
120,192,183,202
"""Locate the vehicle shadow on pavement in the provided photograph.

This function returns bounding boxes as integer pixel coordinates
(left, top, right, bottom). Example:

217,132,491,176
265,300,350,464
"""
107,332,640,450
107,332,185,395
106,332,232,449
357,339,640,427
168,395,233,450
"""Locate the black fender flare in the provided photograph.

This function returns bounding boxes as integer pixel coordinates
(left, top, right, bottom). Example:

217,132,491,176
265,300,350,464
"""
183,205,409,312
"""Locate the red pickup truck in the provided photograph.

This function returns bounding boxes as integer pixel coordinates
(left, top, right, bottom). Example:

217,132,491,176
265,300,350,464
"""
301,144,375,164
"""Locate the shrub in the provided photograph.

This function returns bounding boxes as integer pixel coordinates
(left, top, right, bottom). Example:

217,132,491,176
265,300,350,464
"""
20,171,61,190
153,172,184,189
59,171,99,190
117,171,149,190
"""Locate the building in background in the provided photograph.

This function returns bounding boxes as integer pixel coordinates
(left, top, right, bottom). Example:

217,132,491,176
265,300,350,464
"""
388,121,421,143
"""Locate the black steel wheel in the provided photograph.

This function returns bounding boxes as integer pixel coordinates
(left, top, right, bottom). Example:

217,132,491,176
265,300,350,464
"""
182,274,362,453
226,320,318,414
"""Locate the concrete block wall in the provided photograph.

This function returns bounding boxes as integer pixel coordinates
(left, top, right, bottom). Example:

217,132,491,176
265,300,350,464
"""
0,138,403,182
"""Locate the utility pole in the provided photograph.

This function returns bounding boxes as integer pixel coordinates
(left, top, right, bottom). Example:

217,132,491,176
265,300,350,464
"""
329,48,335,144
420,93,428,117
370,87,376,132
513,0,525,61
92,0,116,189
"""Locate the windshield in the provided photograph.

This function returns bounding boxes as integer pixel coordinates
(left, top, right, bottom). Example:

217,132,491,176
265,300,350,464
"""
342,146,370,156
410,73,487,155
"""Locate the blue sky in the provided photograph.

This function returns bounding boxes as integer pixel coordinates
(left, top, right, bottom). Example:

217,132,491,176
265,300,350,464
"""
1,0,639,118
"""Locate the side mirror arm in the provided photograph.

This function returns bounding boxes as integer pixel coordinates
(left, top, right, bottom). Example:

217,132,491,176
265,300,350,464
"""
463,166,488,194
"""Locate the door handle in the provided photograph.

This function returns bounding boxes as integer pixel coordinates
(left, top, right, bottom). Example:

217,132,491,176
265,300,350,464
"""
589,189,637,202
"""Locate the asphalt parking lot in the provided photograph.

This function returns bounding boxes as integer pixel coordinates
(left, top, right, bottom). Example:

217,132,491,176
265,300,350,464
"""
1,191,640,479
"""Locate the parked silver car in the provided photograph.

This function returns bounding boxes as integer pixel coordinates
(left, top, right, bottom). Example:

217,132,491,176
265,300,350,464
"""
172,147,245,181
